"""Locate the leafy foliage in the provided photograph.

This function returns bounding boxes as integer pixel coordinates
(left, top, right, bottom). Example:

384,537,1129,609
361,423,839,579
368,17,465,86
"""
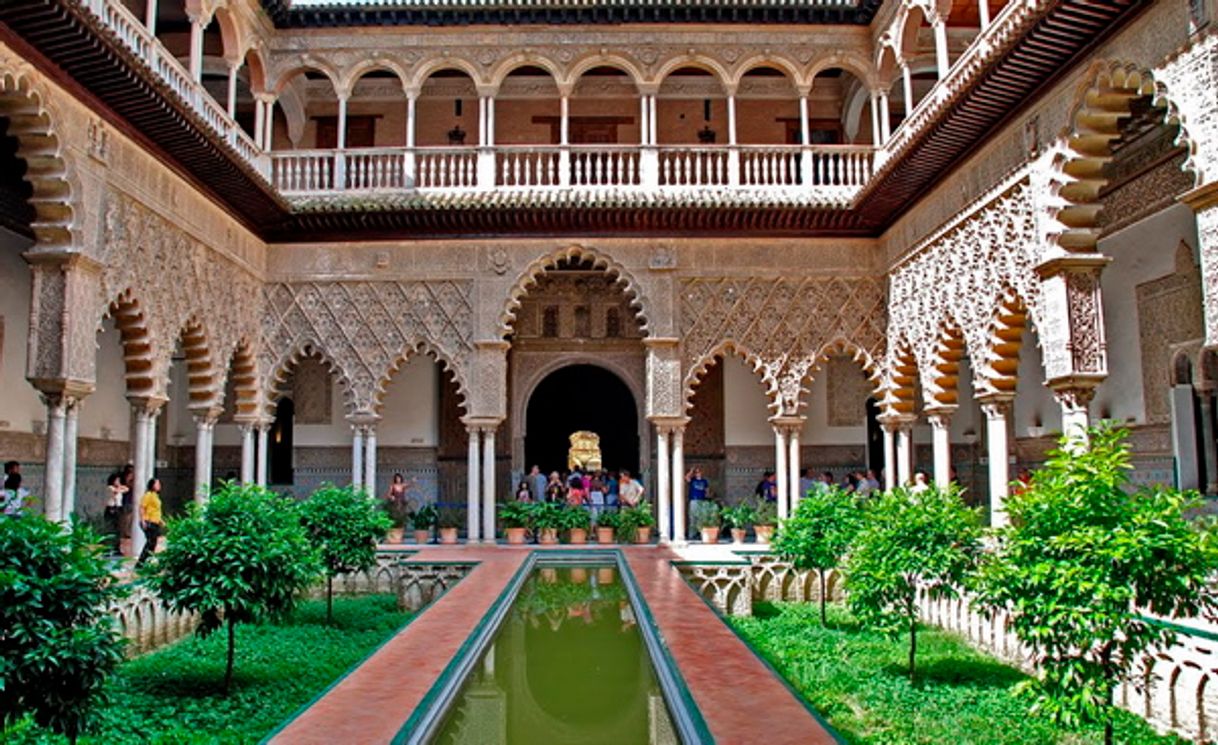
436,506,464,529
773,486,861,624
976,425,1218,743
690,500,721,530
730,602,1185,745
720,501,757,529
0,516,126,744
594,509,621,530
558,505,591,531
618,501,656,541
845,484,981,681
753,499,777,526
139,484,321,693
498,500,535,529
530,501,566,530
409,503,438,530
300,485,391,624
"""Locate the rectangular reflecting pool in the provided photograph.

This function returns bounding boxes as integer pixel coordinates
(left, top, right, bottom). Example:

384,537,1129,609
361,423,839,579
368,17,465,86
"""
430,564,680,744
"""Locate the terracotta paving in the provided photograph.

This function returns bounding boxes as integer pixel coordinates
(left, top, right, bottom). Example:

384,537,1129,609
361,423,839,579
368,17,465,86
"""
624,547,840,745
268,543,837,744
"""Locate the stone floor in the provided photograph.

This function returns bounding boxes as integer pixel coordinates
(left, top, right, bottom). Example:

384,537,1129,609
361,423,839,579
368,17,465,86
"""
267,542,836,744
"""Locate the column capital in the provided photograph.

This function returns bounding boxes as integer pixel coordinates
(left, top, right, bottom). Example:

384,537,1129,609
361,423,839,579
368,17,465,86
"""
976,393,1014,419
1047,378,1099,413
648,415,690,434
473,339,512,352
1035,252,1111,278
462,416,503,433
877,412,916,433
127,395,168,416
924,405,957,428
769,414,806,435
33,379,94,403
191,405,225,426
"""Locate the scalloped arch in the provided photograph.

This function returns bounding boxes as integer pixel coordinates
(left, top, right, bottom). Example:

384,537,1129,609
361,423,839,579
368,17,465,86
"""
0,70,79,253
498,245,650,338
266,342,357,417
371,340,470,416
976,287,1034,397
103,290,156,398
175,316,219,411
682,340,778,414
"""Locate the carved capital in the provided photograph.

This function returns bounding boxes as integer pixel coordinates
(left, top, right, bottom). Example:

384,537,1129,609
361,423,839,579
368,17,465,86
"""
976,394,1014,420
1048,378,1098,414
924,405,957,430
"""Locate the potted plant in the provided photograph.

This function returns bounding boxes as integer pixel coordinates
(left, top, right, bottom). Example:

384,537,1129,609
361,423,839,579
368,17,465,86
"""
437,506,463,544
721,502,757,544
620,501,656,544
561,504,591,544
383,497,410,544
410,503,438,545
753,499,777,543
691,500,721,543
595,510,619,544
499,501,533,545
533,502,564,545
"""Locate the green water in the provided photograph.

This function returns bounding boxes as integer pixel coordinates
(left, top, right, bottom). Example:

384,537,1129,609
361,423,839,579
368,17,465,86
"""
432,565,678,744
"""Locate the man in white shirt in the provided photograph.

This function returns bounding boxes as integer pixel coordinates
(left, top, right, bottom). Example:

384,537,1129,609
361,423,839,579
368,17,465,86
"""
618,471,644,507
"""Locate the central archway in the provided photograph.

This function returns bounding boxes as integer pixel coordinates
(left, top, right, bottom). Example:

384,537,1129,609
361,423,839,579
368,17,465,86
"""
525,364,639,475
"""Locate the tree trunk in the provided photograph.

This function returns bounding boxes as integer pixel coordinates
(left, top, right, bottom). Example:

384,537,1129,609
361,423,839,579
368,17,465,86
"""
818,569,828,626
224,616,236,695
908,595,918,684
327,575,334,626
1104,722,1113,745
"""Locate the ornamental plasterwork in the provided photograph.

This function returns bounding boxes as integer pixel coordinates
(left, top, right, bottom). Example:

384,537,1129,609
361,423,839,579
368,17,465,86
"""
885,180,1042,403
98,190,262,403
679,275,887,415
261,281,474,416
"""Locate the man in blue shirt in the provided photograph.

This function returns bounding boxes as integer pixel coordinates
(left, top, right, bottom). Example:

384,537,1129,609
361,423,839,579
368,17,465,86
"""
686,467,710,502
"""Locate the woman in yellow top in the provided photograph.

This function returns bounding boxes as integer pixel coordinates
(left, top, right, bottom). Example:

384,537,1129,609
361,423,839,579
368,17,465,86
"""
137,478,163,566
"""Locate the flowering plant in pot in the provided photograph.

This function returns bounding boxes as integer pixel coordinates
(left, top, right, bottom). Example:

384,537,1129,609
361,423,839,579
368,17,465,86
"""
560,505,591,544
620,501,657,544
532,502,564,545
753,500,777,543
437,506,464,544
409,503,438,544
691,500,721,543
499,501,534,545
594,510,620,544
721,501,757,544
382,496,411,544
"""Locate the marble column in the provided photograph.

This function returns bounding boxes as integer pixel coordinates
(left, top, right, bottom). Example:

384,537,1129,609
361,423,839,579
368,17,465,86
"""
193,408,220,502
255,422,269,488
364,424,378,498
927,408,954,488
902,63,914,118
239,423,255,485
482,426,497,544
671,426,687,545
62,398,81,521
878,91,892,143
787,425,801,510
869,93,881,145
881,421,896,491
42,394,68,522
130,399,165,557
1054,385,1094,445
774,425,789,520
1198,386,1218,493
980,396,1013,526
226,62,239,119
350,424,364,492
895,421,914,486
467,426,481,543
933,21,950,79
655,427,671,544
145,0,158,34
188,17,204,82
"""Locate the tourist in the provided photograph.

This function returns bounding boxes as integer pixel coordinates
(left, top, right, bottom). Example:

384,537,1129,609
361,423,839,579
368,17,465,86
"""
798,467,818,499
120,463,136,539
137,478,164,566
385,472,408,504
588,471,605,519
3,459,19,488
515,480,532,502
618,471,644,507
910,471,930,493
605,470,620,507
105,472,128,554
566,474,588,507
545,471,566,502
863,469,881,493
529,465,547,502
754,471,777,503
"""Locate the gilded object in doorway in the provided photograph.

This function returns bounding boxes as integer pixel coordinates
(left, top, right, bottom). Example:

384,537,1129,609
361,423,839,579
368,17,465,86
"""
568,431,602,471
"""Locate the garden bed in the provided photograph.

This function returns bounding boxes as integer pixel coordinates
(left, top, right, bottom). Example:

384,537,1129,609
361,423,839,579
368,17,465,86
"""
5,594,412,744
730,602,1187,745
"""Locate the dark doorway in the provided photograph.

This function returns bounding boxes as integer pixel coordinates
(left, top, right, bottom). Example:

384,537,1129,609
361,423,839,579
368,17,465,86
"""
270,398,294,485
865,397,883,474
525,365,638,475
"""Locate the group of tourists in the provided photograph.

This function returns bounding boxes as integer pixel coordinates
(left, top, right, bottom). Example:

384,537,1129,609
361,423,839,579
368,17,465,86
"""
515,466,645,517
3,460,29,516
103,464,163,564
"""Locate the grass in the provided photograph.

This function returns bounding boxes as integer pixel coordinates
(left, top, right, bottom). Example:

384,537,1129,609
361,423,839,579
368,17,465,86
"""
730,602,1187,745
5,594,412,744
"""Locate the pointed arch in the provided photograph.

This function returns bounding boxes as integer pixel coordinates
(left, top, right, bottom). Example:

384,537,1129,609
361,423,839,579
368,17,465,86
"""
224,338,260,420
265,341,356,416
498,245,650,338
371,339,470,416
177,316,218,411
0,69,80,252
924,323,967,408
977,287,1031,397
682,339,778,414
104,290,156,397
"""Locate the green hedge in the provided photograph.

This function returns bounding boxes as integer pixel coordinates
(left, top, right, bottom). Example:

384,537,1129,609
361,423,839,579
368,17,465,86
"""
730,602,1186,745
5,594,411,744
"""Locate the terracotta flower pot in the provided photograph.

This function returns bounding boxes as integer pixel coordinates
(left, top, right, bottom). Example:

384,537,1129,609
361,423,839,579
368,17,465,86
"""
568,528,588,545
413,529,431,545
633,526,652,544
571,567,588,584
540,567,558,583
596,526,615,544
754,525,775,544
700,526,721,544
439,527,459,544
731,528,747,544
505,527,528,545
538,527,559,545
387,527,405,544
597,567,616,585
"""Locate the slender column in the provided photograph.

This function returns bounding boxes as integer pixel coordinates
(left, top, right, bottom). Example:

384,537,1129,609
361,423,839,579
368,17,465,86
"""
405,92,417,186
1054,386,1093,444
559,94,571,187
253,97,266,149
486,97,496,146
131,408,151,557
364,424,378,498
478,96,488,146
895,422,914,486
927,409,953,488
774,426,789,520
255,423,269,487
335,94,348,187
467,426,481,543
350,424,364,491
878,91,892,143
226,62,239,119
978,0,990,29
648,94,658,147
655,427,671,544
902,63,914,118
62,399,80,521
188,17,204,82
639,96,650,145
145,0,158,35
727,94,738,145
481,426,496,543
263,97,275,151
671,426,686,544
980,397,1013,526
869,93,881,145
933,20,950,79
881,421,896,491
240,423,255,484
193,410,219,502
726,93,740,185
1199,386,1218,493
146,410,158,484
798,93,811,145
787,425,801,509
42,394,68,522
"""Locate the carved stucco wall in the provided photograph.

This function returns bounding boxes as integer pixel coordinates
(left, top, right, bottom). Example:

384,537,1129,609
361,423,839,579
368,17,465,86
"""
1137,243,1204,424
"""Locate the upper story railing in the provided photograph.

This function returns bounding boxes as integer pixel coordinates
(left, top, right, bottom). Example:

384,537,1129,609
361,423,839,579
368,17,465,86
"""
270,144,874,197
